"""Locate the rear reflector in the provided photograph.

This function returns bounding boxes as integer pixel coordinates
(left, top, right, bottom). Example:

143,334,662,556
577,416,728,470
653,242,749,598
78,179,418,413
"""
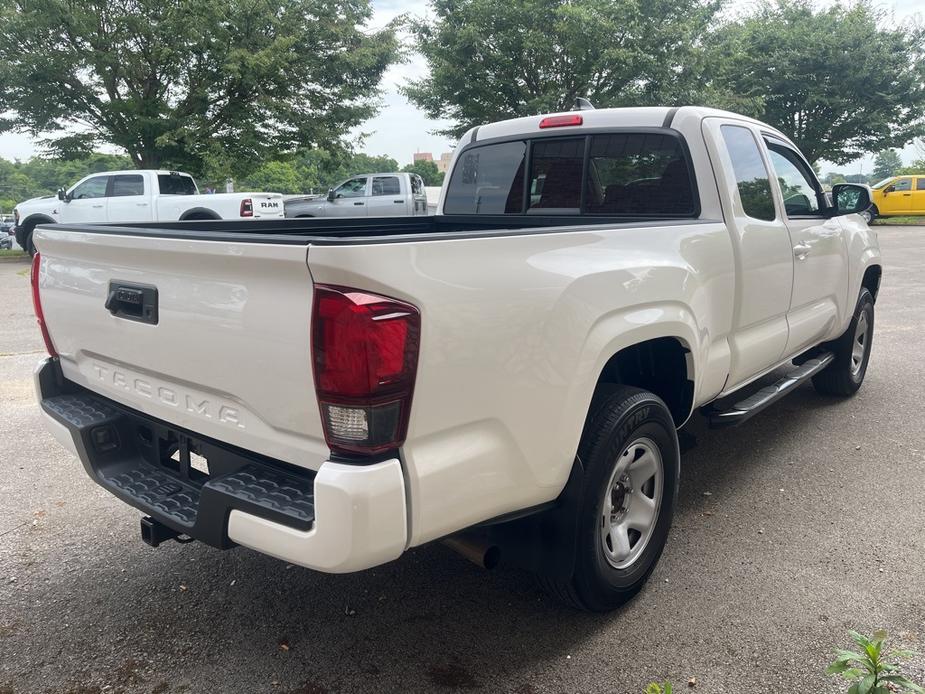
539,114,583,129
30,253,57,357
311,285,420,455
239,198,253,217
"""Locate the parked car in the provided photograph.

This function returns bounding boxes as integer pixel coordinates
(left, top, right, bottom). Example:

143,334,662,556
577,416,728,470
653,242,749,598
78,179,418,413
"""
13,170,285,255
285,172,428,217
30,106,881,611
868,174,925,221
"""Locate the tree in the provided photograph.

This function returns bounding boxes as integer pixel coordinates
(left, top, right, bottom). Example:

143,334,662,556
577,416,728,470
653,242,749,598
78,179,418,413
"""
872,150,903,182
706,0,925,165
403,0,723,138
0,0,399,177
402,160,444,186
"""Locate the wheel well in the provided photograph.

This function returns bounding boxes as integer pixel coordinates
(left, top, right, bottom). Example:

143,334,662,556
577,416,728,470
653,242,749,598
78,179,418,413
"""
862,265,882,302
179,208,220,221
22,214,55,231
593,337,693,426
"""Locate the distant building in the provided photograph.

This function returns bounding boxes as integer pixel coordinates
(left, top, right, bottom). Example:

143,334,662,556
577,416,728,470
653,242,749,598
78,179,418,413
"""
413,152,433,163
436,152,453,174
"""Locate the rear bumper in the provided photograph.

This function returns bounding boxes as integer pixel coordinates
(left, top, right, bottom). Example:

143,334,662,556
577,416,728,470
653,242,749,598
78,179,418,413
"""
34,358,407,573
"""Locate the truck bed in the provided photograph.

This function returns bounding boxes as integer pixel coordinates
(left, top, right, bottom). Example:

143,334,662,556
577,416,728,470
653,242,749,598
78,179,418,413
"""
48,213,708,245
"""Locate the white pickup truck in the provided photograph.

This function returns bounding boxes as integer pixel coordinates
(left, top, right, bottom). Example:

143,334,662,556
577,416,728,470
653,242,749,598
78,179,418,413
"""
13,169,284,254
30,107,881,611
284,172,429,218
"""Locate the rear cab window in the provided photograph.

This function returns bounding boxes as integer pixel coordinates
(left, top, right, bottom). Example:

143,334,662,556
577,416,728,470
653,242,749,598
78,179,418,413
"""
157,172,199,195
443,131,697,218
157,173,198,195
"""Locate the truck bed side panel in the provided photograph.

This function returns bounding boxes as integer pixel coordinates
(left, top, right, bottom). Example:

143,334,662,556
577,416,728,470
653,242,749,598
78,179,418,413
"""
307,221,735,545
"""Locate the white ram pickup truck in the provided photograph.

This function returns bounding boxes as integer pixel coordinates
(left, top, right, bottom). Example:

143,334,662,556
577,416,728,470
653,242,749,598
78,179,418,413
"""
30,107,881,611
14,169,284,255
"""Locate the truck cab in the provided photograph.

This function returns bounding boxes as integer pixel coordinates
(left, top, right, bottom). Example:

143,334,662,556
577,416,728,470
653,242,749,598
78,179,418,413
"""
285,172,429,217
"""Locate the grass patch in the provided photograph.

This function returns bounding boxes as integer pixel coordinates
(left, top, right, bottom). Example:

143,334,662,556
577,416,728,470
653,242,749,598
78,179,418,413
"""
873,216,925,225
0,248,26,258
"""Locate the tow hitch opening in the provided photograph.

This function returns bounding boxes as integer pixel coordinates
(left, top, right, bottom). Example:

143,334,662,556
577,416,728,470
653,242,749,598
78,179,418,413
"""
140,516,194,548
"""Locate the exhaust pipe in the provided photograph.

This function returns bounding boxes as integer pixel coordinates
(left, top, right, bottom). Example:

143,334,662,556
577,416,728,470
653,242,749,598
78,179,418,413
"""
442,535,501,570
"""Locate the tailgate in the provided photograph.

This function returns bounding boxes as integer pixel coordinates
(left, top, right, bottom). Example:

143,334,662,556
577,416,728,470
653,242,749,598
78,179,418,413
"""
34,227,328,469
248,193,285,218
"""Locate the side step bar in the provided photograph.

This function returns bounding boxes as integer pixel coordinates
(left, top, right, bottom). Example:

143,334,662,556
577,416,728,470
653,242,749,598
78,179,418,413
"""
706,352,835,428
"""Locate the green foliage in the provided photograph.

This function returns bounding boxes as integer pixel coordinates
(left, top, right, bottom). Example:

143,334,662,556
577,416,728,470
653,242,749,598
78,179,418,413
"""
706,0,925,165
402,160,444,186
0,152,131,211
644,683,672,694
0,0,399,178
402,0,724,138
896,166,925,176
827,629,924,694
872,150,904,182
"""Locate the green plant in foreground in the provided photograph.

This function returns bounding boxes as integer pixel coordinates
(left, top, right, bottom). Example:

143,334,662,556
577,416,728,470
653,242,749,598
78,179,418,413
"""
827,629,924,693
644,683,672,694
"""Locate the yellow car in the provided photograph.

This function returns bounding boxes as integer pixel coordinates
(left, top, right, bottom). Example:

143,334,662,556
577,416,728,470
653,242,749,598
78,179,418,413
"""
869,175,925,220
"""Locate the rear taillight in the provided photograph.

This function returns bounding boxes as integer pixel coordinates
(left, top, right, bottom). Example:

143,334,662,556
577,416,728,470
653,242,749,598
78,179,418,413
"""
539,114,583,129
239,198,253,217
311,284,420,455
30,253,57,357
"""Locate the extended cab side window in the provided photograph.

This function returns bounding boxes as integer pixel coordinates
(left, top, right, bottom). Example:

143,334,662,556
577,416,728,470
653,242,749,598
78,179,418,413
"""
371,176,401,196
443,141,526,214
584,133,696,215
720,125,775,221
111,175,145,197
916,178,925,191
70,176,110,200
764,140,823,216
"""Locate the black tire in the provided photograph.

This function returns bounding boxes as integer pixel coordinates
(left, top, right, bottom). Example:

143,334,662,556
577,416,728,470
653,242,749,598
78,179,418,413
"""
863,204,879,224
812,288,874,396
538,386,680,611
25,228,36,257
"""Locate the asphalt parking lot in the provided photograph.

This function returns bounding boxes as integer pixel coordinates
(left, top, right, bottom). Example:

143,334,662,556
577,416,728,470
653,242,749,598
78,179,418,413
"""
1,226,924,694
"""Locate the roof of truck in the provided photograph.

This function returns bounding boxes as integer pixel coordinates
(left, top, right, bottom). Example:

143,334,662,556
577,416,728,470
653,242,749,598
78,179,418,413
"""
468,106,790,146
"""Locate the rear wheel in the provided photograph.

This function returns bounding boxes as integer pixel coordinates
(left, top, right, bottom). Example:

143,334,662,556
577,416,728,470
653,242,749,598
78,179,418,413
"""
539,386,679,611
24,227,36,257
812,288,874,396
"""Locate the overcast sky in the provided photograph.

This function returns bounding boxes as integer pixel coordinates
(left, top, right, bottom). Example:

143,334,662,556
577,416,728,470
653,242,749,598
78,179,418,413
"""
1,0,923,174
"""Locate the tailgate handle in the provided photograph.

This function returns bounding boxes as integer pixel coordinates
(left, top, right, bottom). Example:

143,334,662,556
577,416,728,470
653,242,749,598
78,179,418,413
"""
105,282,159,325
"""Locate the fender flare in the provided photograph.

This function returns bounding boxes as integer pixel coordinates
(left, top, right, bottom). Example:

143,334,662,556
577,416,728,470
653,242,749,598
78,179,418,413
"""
178,207,221,221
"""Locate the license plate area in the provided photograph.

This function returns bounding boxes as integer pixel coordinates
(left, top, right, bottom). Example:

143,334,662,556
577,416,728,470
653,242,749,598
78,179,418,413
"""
137,426,214,485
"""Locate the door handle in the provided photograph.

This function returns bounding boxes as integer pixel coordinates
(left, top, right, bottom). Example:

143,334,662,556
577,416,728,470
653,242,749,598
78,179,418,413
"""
92,204,104,208
902,193,912,196
136,203,148,207
353,202,364,206
793,243,811,259
393,200,404,204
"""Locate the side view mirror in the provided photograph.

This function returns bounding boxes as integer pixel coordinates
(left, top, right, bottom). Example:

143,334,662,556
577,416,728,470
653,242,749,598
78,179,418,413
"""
831,183,872,218
57,188,68,202
326,188,335,202
883,185,895,194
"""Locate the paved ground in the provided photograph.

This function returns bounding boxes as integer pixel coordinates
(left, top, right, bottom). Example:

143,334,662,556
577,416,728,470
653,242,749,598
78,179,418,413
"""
1,227,924,694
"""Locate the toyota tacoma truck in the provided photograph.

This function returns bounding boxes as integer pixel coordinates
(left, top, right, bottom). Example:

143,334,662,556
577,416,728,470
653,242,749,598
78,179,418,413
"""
30,107,881,611
14,169,285,255
284,172,429,218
